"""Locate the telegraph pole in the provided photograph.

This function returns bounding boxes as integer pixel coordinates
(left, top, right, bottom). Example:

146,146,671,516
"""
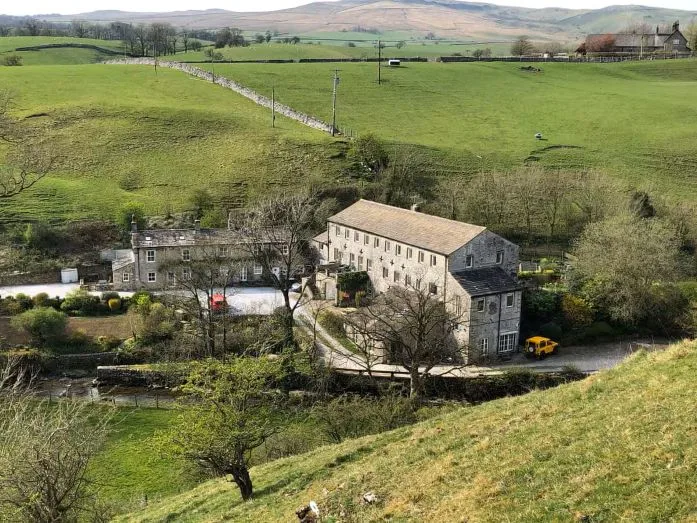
377,39,381,85
331,69,339,137
271,84,276,128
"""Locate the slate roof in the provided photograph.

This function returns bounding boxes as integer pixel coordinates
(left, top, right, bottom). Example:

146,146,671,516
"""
313,231,329,244
587,30,683,49
450,267,521,297
328,200,485,255
132,228,238,248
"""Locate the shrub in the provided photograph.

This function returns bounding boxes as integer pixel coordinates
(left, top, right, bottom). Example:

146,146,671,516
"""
3,54,22,66
583,321,616,340
96,335,122,352
0,298,25,316
61,289,103,316
62,329,96,354
14,293,34,312
561,294,594,329
107,298,122,312
101,291,120,303
539,321,562,341
32,293,50,308
318,311,346,338
347,41,356,47
11,307,68,348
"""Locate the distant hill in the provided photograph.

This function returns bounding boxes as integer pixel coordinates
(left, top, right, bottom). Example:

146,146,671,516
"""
29,1,697,43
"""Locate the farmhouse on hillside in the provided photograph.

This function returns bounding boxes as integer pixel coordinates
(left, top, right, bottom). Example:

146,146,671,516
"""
111,219,290,291
584,21,691,55
313,199,523,364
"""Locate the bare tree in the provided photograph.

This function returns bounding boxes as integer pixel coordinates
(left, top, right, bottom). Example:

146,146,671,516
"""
232,194,318,347
346,283,463,398
539,170,572,251
0,361,112,522
512,167,542,243
570,170,622,225
160,246,240,357
511,36,536,56
0,91,57,199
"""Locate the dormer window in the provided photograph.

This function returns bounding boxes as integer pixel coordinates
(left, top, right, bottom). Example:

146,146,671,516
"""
496,250,504,264
466,254,474,268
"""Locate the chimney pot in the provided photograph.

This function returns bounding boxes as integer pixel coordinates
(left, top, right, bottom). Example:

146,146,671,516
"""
131,215,137,233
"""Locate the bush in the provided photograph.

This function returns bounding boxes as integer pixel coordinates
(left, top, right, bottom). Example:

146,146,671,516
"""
561,294,594,330
318,311,346,339
11,307,68,348
583,321,616,340
13,293,33,312
32,293,50,308
539,321,563,341
96,335,122,352
0,298,25,316
61,289,103,316
107,298,122,312
62,329,96,354
3,54,22,66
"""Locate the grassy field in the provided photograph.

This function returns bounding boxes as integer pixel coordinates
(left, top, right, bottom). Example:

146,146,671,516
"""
0,315,133,345
119,341,697,522
0,64,344,223
88,407,199,511
171,42,512,62
199,59,697,197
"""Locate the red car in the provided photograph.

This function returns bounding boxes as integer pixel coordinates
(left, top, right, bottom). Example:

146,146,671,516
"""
210,294,228,313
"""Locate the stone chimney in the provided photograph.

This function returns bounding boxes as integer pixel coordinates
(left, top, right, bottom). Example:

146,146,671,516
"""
131,215,137,233
410,202,421,212
194,219,201,232
672,21,679,33
656,25,660,34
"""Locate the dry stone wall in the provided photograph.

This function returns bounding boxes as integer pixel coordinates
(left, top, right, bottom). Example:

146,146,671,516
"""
105,58,335,134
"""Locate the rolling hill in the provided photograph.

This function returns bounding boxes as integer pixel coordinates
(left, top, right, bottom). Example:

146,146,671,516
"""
118,341,697,521
31,1,697,43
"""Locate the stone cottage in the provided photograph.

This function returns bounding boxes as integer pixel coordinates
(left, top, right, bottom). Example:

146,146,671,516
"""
315,199,523,363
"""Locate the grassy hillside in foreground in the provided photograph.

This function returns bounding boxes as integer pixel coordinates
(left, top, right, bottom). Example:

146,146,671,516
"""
120,341,697,522
0,64,343,223
204,59,697,197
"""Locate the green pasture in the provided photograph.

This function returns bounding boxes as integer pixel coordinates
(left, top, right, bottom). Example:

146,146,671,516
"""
0,64,343,223
202,59,697,196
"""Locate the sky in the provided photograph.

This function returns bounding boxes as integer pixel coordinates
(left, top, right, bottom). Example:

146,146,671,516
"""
2,0,695,16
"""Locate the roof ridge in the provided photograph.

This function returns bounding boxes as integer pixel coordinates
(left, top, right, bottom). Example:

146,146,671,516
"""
356,199,486,231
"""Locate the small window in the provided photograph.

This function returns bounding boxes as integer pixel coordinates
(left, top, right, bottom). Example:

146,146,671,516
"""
477,298,485,312
366,259,373,271
333,248,340,261
466,254,473,268
358,255,364,270
455,295,462,316
354,231,360,242
384,240,391,252
382,267,389,278
374,237,380,248
345,228,350,239
182,267,191,280
182,249,190,262
254,264,263,275
405,274,412,286
406,247,412,259
349,253,355,266
146,250,155,262
122,272,129,282
364,234,369,245
418,251,425,263
167,272,175,284
506,293,515,308
240,266,248,281
282,244,289,255
430,254,437,266
395,244,402,256
218,246,229,257
393,271,401,283
479,338,489,356
335,225,341,236
147,272,156,283
429,283,438,295
496,250,504,264
416,279,422,290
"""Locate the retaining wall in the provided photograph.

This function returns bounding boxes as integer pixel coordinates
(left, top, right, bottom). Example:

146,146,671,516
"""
105,58,335,134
